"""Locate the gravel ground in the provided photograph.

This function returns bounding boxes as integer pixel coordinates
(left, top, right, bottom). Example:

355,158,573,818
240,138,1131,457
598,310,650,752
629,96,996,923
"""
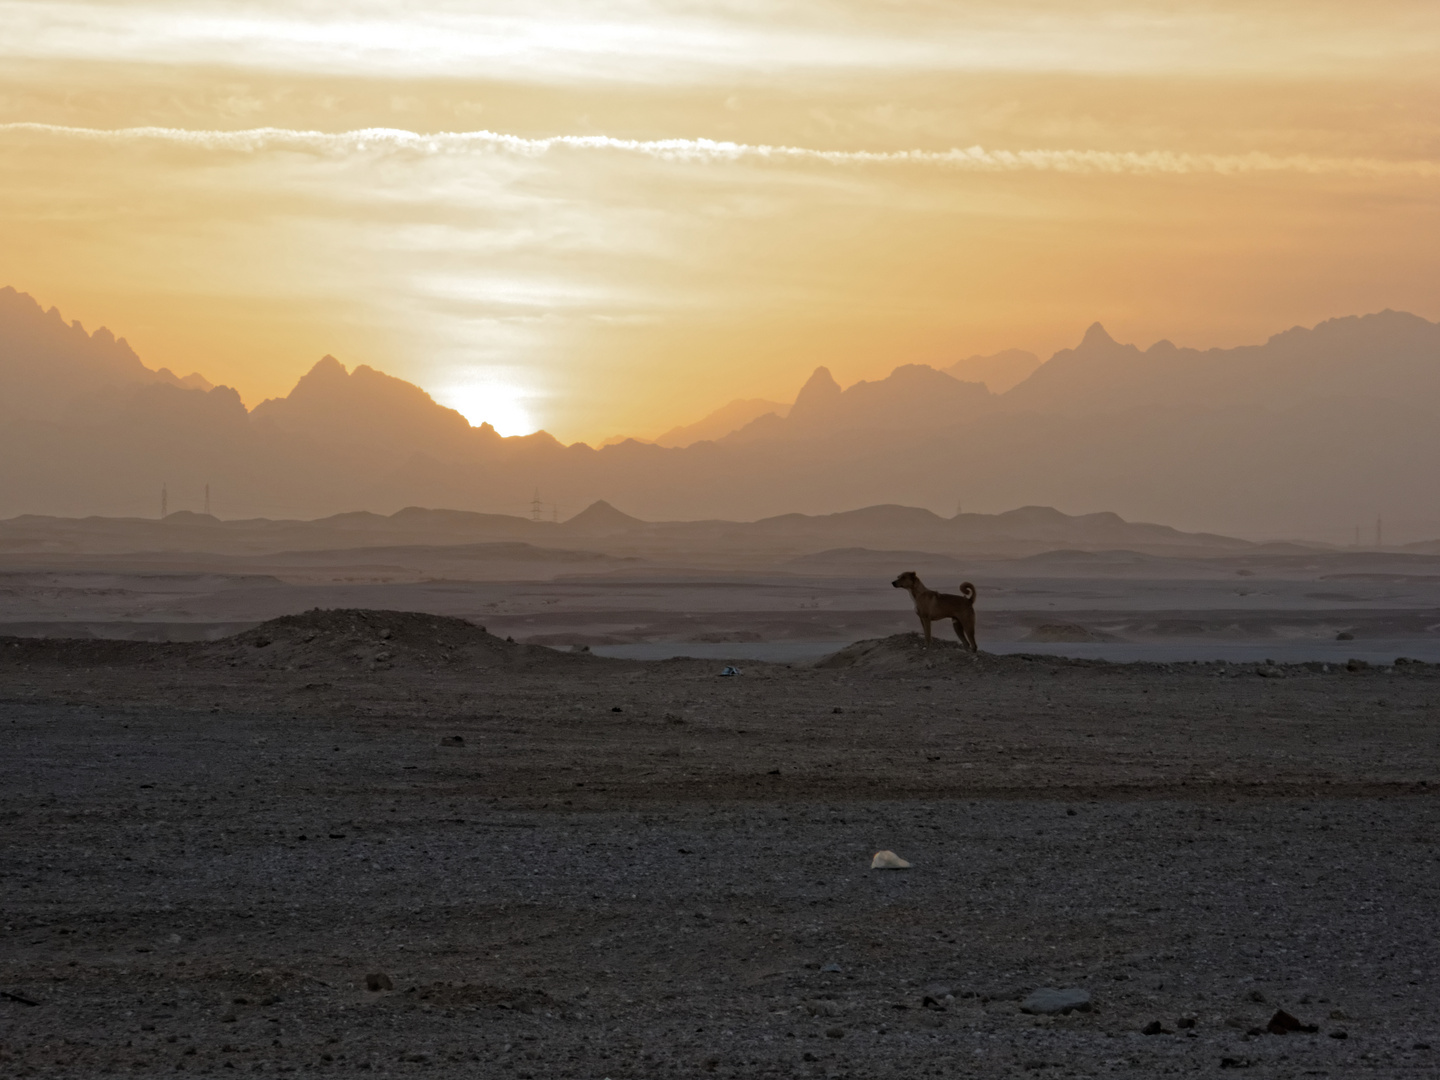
2,613,1439,1078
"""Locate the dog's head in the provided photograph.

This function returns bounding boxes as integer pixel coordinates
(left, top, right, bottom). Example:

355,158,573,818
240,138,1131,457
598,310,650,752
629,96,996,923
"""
892,571,919,590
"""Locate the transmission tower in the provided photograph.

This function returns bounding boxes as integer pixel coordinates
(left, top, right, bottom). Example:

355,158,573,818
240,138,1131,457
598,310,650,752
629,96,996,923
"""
530,488,543,522
204,483,211,516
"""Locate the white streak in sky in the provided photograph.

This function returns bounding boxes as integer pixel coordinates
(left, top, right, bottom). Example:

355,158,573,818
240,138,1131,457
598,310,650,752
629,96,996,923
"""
3,122,1438,179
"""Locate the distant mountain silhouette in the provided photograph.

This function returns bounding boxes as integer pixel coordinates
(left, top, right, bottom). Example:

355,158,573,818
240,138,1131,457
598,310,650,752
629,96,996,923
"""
944,348,1040,393
0,500,1264,560
0,286,213,422
652,397,790,447
250,355,484,465
563,499,646,535
2,285,1439,540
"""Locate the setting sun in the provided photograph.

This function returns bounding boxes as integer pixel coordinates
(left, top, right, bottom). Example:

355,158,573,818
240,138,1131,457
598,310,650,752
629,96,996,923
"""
435,377,538,437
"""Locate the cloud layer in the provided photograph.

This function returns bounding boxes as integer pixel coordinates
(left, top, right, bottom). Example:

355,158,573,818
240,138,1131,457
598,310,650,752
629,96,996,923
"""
6,123,1439,179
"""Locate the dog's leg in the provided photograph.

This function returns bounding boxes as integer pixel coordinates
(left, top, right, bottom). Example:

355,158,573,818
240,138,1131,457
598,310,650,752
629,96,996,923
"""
920,616,932,646
962,610,978,652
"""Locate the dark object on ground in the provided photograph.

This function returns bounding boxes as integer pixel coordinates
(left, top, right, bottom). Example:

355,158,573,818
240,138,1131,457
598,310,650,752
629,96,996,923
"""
1267,1008,1317,1034
1142,1020,1170,1035
365,972,394,992
439,735,464,746
1330,1029,1349,1039
1336,631,1355,641
2,990,40,1006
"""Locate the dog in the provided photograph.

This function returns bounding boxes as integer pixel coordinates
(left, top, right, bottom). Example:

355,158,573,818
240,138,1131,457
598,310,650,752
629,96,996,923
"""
892,571,977,651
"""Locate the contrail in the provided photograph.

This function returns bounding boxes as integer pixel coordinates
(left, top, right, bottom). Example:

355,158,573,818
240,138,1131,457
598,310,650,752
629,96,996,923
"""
2,122,1436,178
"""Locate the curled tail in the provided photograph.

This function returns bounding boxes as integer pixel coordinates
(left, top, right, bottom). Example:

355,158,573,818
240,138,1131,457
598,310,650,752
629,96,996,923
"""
959,581,977,601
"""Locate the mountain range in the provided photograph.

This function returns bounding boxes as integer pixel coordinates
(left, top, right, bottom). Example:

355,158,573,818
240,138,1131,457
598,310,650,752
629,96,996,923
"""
2,284,1438,540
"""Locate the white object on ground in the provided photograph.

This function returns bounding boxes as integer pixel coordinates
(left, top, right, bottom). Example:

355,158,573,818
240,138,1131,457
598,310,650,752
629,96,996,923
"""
870,850,911,869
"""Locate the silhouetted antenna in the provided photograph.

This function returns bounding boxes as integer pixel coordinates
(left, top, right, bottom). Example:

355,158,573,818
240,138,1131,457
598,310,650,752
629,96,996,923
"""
204,483,210,516
161,483,168,519
530,488,543,522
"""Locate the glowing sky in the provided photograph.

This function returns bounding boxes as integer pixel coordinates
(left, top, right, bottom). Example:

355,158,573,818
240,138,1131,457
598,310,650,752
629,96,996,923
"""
2,1,1438,440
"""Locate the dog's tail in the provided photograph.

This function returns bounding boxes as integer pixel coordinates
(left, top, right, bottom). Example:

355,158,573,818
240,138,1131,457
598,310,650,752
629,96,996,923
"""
958,581,977,601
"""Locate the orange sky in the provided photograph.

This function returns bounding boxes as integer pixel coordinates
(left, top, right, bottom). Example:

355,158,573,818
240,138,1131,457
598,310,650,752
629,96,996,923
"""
2,1,1438,442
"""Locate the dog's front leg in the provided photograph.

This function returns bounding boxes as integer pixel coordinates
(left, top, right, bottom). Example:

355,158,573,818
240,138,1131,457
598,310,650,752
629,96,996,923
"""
920,616,932,646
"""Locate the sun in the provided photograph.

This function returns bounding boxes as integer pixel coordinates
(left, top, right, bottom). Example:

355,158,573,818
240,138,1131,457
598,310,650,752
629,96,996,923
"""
434,380,538,437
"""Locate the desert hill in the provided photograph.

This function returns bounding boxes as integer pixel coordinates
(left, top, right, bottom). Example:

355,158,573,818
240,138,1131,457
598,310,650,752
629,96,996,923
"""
1,285,1437,540
0,499,1266,562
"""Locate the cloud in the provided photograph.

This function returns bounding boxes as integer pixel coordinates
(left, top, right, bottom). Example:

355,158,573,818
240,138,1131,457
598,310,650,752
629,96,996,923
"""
4,122,1438,179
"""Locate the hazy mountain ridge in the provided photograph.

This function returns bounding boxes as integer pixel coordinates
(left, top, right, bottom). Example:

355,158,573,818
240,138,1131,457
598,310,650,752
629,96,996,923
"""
1,285,1438,539
652,397,791,448
0,499,1264,561
0,286,215,422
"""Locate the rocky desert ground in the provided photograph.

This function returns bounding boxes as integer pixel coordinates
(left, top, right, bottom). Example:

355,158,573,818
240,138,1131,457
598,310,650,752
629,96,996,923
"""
3,609,1439,1078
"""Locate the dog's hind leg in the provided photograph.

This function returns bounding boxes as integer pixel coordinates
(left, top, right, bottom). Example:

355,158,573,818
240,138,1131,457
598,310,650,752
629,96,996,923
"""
956,613,978,652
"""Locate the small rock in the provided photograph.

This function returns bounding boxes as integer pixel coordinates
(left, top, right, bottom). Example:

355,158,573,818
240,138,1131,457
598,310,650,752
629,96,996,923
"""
439,735,464,746
820,961,842,974
804,1000,841,1017
1329,1029,1348,1040
1247,989,1266,1003
1142,1020,1170,1035
1020,988,1091,1015
870,850,911,870
1177,1014,1197,1029
1328,1008,1348,1020
379,629,392,640
1346,658,1369,672
1266,1008,1316,1034
1220,1057,1253,1069
824,1027,844,1039
1256,666,1283,678
1335,631,1354,641
365,972,394,992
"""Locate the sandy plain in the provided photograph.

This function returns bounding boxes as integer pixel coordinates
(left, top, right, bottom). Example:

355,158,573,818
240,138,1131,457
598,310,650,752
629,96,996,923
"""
2,609,1439,1079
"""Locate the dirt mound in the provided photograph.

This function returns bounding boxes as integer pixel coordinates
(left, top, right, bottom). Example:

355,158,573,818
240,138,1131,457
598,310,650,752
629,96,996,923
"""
816,632,992,671
198,608,587,672
1021,623,1120,643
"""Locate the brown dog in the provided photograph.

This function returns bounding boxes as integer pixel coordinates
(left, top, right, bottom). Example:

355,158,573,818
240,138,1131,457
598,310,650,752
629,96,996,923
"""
892,571,978,651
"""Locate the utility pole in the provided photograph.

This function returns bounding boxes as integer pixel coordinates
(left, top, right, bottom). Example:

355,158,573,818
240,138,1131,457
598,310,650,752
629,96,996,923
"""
161,483,168,519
